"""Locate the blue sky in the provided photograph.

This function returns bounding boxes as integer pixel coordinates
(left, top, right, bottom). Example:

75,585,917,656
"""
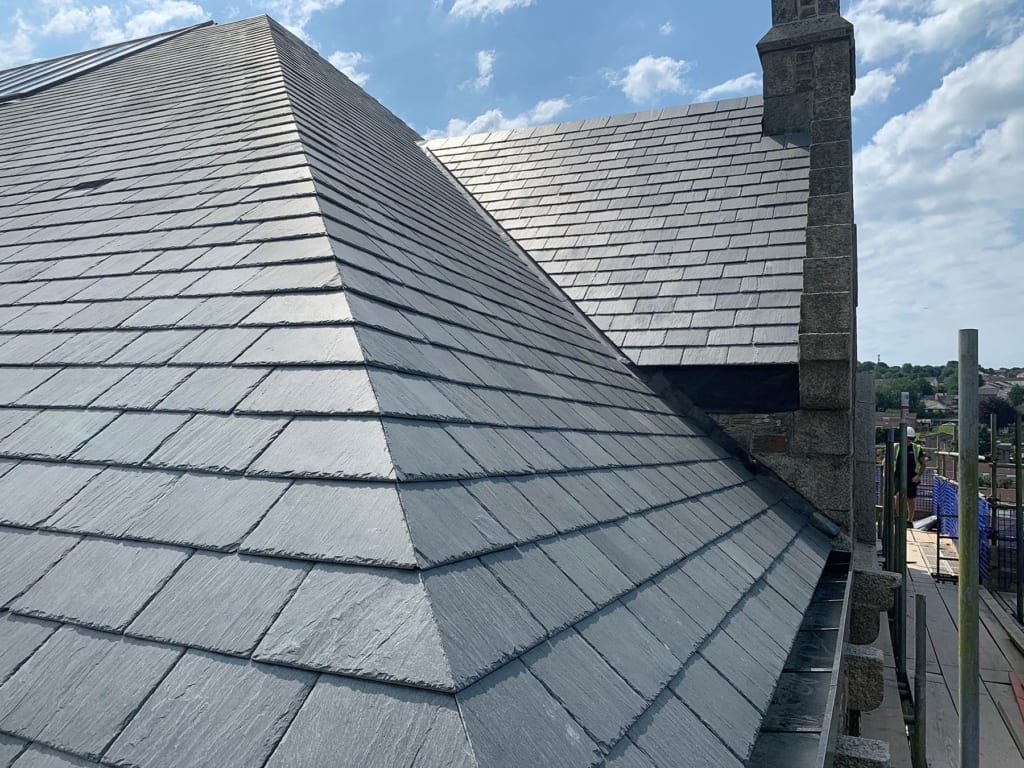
1,0,1022,367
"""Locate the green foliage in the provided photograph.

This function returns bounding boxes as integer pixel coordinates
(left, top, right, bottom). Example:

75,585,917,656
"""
1010,384,1024,407
980,395,1016,430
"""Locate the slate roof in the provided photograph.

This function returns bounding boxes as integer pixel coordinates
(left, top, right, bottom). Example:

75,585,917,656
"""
0,17,834,768
426,102,810,368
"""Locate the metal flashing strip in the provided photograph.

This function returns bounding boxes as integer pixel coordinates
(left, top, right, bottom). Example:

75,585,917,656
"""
0,21,214,104
747,550,853,767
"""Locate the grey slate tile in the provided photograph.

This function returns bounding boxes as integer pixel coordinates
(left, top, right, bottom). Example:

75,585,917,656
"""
576,601,680,703
0,528,80,607
0,368,57,406
15,367,131,408
0,408,41,442
0,733,26,766
0,626,182,760
671,656,762,760
12,538,189,631
249,417,393,479
104,329,200,364
398,481,514,566
423,559,545,687
72,411,190,464
524,629,645,748
265,676,474,768
236,326,363,364
170,327,265,364
481,544,594,632
0,614,57,686
629,690,742,768
381,419,481,480
148,413,287,472
538,532,633,605
241,291,352,325
47,468,179,536
237,367,377,414
0,462,101,526
90,366,195,409
104,651,314,768
622,582,707,662
9,745,95,768
586,523,662,584
0,409,117,459
459,659,600,768
242,480,415,566
158,366,268,412
463,477,558,542
255,564,453,689
128,552,307,655
604,737,658,768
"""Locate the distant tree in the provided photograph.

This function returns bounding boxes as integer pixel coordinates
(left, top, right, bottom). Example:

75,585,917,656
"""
979,395,1015,430
1009,384,1024,408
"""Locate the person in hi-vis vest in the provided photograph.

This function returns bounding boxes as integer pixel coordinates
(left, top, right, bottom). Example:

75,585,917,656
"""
894,426,926,523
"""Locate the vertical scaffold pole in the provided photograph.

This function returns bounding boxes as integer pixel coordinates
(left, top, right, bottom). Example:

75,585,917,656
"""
958,329,980,768
897,395,909,680
885,430,895,572
913,593,927,768
1016,411,1022,625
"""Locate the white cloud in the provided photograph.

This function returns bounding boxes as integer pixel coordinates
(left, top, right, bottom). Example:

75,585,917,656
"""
658,21,673,36
855,32,1024,366
697,71,761,101
847,0,1017,64
0,12,34,68
4,1,207,55
328,50,368,85
263,0,345,40
463,49,495,90
425,97,570,139
609,55,689,104
852,63,909,110
449,0,533,20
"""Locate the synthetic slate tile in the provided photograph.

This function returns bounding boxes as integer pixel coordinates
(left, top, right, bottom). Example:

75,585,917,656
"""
255,564,453,689
158,366,268,412
0,528,80,606
72,411,190,464
0,614,58,686
622,582,707,663
236,326,362,364
0,409,41,442
250,417,393,479
104,651,314,768
423,558,545,687
237,367,377,414
524,629,645,748
0,409,117,459
128,552,307,655
481,544,594,632
458,659,601,768
463,477,558,542
169,327,265,364
0,462,101,526
265,676,474,768
241,480,415,566
12,538,189,631
0,626,182,760
106,329,201,364
148,414,287,472
603,737,658,768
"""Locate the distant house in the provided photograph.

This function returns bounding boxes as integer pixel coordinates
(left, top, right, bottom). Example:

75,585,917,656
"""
0,3,882,767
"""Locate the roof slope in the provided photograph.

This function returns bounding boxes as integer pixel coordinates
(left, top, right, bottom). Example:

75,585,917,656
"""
426,104,810,368
0,17,832,768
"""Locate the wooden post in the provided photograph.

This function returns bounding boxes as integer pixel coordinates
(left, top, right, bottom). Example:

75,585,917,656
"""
959,329,980,768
